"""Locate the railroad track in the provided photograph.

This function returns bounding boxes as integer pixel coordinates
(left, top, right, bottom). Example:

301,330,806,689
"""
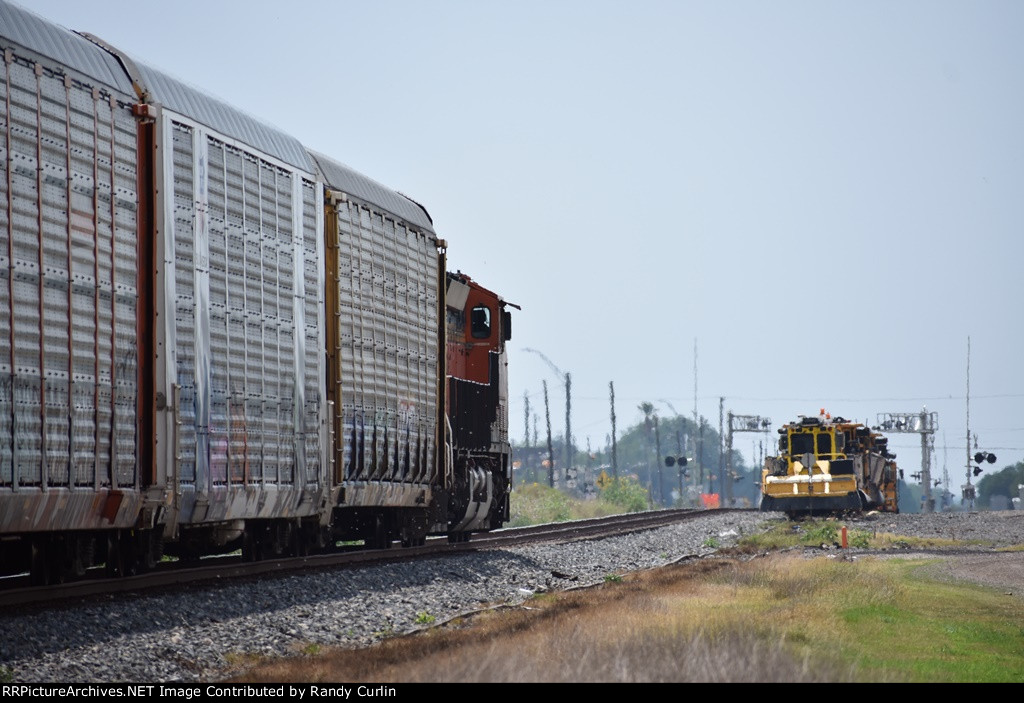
0,508,735,609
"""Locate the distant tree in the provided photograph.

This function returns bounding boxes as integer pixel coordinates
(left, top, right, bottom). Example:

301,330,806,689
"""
637,402,656,503
977,461,1024,509
599,476,649,513
637,402,655,436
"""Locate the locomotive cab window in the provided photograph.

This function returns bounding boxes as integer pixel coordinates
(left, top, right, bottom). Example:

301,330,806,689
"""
816,433,833,456
790,433,814,456
470,304,491,339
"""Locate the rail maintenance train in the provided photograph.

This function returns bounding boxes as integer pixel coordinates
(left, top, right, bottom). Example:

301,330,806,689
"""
760,410,900,517
0,1,514,584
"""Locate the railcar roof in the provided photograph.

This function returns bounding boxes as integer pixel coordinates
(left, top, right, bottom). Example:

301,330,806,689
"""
129,60,314,171
0,0,134,93
309,149,435,234
1,0,314,171
3,0,436,230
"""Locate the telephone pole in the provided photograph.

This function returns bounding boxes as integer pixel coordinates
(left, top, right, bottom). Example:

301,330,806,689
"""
543,381,554,488
523,348,572,481
964,337,974,509
564,372,572,480
718,397,724,503
609,381,618,478
523,391,530,449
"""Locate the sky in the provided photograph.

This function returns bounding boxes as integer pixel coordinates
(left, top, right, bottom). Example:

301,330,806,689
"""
21,0,1024,491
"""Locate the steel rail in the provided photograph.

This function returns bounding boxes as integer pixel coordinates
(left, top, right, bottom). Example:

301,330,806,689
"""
0,508,736,608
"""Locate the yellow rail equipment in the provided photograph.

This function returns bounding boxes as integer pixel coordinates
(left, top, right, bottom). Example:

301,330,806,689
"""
760,410,899,517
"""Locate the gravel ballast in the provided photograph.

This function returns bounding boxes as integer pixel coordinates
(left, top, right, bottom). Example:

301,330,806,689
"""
1,510,1021,683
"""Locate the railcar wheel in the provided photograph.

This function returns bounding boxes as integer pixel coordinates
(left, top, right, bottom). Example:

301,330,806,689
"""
242,523,268,561
29,537,57,586
134,529,163,573
61,534,94,580
104,531,131,577
267,521,291,558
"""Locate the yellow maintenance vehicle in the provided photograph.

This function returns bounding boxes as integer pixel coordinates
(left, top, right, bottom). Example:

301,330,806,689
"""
760,411,900,516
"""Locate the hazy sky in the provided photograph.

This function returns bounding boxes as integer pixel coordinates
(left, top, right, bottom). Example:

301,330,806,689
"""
22,1,1024,487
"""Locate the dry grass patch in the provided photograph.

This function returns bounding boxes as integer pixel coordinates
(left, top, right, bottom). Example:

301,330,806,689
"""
231,557,859,683
227,551,1024,683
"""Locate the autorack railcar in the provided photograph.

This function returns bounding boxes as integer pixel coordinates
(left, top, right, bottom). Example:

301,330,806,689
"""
0,0,513,582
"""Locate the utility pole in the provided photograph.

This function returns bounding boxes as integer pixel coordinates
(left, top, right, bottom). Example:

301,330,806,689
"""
698,417,706,493
522,391,531,478
718,397,724,503
609,381,618,479
961,338,996,509
654,414,663,505
964,336,975,509
565,372,572,481
523,348,572,484
523,391,530,450
957,339,997,509
543,380,554,488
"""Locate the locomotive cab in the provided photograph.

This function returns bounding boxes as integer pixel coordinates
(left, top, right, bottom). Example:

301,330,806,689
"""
444,273,516,539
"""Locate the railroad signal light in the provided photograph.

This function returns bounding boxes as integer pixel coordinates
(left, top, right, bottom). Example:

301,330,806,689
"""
973,466,983,477
664,456,688,467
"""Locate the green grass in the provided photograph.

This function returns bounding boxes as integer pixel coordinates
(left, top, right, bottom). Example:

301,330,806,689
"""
729,519,1023,681
833,560,1024,682
509,482,637,526
737,518,990,552
702,554,1024,682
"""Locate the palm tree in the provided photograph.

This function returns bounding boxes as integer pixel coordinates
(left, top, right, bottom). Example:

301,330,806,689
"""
638,402,656,505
